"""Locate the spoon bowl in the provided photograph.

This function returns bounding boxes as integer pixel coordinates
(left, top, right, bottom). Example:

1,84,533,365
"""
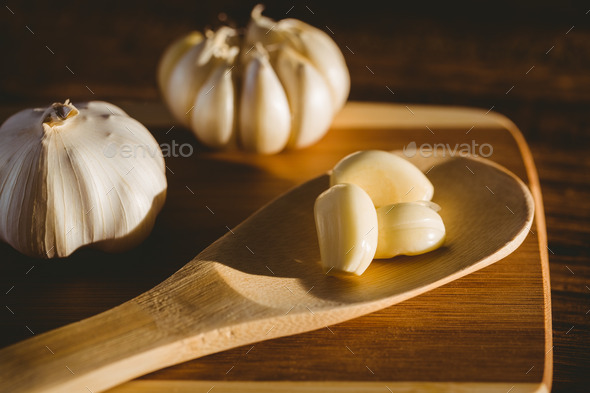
0,154,534,393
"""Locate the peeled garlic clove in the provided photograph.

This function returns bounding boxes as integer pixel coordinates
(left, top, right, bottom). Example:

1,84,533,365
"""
239,45,291,154
0,100,167,258
157,31,203,103
314,183,378,276
191,50,238,149
331,150,434,208
165,27,236,127
274,46,333,149
375,202,445,259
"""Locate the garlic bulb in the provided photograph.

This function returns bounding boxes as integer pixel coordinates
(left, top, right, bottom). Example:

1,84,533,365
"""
0,100,167,258
158,4,350,154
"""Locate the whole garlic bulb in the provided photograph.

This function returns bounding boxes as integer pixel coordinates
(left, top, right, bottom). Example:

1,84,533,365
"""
0,100,167,258
158,4,350,154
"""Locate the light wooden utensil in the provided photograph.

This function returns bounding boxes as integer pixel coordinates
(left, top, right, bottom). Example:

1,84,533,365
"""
0,154,534,393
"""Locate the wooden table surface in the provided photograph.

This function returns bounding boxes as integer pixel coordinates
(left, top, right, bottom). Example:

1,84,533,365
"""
0,102,553,393
1,1,589,391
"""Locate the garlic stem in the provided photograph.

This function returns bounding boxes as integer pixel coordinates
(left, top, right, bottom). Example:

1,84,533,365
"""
42,101,78,127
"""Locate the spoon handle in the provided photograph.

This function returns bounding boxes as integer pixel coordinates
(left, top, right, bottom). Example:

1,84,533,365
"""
0,299,195,393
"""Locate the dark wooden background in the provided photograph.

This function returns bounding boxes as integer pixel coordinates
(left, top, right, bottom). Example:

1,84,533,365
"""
1,1,588,391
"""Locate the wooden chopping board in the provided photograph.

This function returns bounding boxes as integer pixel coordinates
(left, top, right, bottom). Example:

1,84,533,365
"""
0,102,552,393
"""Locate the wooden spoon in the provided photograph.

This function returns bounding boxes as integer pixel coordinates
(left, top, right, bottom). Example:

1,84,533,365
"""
0,154,534,393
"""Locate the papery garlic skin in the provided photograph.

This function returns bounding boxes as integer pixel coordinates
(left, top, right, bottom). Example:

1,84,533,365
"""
275,46,334,149
158,5,350,154
191,47,238,148
375,202,445,259
163,27,237,128
287,24,350,112
239,45,291,154
330,150,434,208
245,4,350,111
158,31,203,107
314,183,378,276
0,100,167,258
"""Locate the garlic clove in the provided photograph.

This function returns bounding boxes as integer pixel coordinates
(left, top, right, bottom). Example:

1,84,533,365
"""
0,100,167,258
164,39,212,127
239,45,291,154
375,202,446,259
245,5,350,112
314,183,378,276
274,46,334,149
157,31,204,103
330,150,434,208
191,50,238,149
279,20,350,112
165,27,236,127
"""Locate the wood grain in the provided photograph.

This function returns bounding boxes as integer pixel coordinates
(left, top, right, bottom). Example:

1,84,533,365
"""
108,380,548,393
1,2,588,390
0,103,550,392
